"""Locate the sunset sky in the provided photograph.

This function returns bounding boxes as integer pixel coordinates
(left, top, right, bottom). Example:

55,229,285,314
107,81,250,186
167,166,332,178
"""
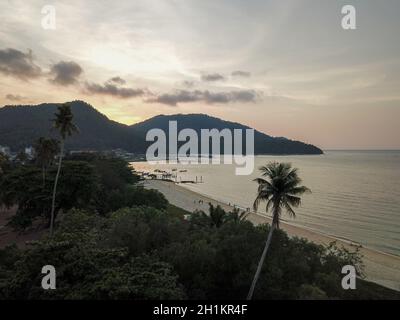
1,0,399,149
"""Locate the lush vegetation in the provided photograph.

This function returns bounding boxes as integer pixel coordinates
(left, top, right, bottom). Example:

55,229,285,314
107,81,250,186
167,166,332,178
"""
1,205,399,299
0,153,167,229
0,104,166,230
1,159,399,299
0,105,398,300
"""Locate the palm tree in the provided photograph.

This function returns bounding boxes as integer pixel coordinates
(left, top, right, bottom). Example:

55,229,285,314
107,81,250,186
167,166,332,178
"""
34,137,59,187
247,162,310,300
228,207,249,223
194,203,230,228
208,203,228,228
49,104,78,237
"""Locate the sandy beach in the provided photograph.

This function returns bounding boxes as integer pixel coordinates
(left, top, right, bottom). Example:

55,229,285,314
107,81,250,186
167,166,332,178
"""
143,179,400,291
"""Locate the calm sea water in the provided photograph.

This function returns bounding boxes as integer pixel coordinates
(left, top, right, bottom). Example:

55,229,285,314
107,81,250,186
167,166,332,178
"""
133,151,400,256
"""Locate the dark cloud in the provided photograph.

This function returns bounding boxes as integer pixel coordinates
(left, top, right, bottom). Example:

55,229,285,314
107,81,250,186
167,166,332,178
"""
232,70,251,78
204,90,259,104
49,61,83,85
107,76,126,85
148,90,201,106
147,89,259,106
182,80,195,88
5,94,26,102
201,73,225,82
0,48,42,79
85,81,146,99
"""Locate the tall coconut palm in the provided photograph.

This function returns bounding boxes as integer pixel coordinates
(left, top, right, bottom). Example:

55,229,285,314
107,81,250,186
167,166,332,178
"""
247,162,310,300
34,137,59,187
49,104,78,236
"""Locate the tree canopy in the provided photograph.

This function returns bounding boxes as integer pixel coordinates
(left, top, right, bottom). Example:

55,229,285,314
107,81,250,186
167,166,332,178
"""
1,205,399,300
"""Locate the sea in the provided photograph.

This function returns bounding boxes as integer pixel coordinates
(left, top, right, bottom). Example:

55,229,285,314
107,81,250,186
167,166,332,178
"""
133,151,400,256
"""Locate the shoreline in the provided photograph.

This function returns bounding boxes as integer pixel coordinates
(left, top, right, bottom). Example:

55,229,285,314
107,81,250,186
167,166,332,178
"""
163,181,400,260
143,179,400,291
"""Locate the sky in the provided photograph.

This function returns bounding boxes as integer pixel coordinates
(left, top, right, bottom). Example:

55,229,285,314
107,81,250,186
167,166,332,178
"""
0,0,399,150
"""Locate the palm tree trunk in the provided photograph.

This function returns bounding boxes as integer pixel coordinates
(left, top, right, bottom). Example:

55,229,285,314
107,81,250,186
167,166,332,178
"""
247,223,275,300
42,165,46,188
49,140,64,237
41,165,46,217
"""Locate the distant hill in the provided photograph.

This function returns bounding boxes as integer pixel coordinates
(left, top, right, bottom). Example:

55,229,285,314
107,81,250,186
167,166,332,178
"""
131,113,323,155
0,101,146,152
0,100,323,155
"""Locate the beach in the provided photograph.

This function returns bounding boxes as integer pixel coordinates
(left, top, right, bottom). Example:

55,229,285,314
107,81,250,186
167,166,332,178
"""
143,179,400,291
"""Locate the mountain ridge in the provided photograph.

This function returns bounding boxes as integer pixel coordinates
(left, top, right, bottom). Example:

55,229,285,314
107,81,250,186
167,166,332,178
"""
0,100,323,155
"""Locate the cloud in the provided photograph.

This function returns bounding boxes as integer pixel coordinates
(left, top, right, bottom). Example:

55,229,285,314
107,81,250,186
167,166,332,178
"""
201,73,225,82
0,48,42,79
147,89,260,106
85,80,146,99
49,61,83,85
232,70,251,78
182,80,195,88
147,90,200,106
107,76,126,85
5,94,26,102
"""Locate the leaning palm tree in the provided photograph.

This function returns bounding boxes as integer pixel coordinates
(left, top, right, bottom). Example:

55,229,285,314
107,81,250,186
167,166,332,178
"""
49,104,78,237
247,162,310,300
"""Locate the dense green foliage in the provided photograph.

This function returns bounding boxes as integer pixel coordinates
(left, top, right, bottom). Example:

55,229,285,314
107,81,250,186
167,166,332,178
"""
64,153,168,214
0,161,99,228
0,138,397,300
1,206,398,300
0,154,167,229
0,210,184,300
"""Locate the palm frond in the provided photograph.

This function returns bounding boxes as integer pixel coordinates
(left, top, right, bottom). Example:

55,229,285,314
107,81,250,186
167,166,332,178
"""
284,194,302,207
288,186,311,195
283,202,296,218
253,162,310,228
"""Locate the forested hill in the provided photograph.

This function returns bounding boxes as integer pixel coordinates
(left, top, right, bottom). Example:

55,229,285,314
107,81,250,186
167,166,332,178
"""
0,100,323,154
0,101,145,152
131,113,323,155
